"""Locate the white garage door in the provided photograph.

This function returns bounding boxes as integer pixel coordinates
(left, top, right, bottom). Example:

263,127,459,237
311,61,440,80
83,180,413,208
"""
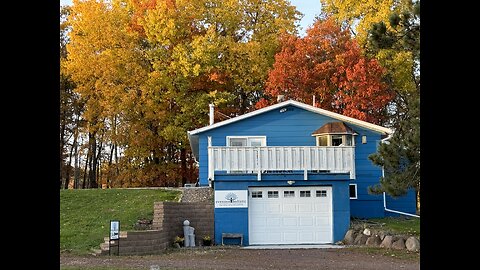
248,186,333,245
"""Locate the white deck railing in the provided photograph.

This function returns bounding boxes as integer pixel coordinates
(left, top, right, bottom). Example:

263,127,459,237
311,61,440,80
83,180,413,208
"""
207,146,355,181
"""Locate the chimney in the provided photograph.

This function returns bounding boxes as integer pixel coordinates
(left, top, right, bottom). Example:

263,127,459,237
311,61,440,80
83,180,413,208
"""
277,95,285,103
312,95,316,107
209,103,214,125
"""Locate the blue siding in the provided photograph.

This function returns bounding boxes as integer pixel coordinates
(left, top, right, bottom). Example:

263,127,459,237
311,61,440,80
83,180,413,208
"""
213,178,350,245
385,188,417,216
193,104,417,239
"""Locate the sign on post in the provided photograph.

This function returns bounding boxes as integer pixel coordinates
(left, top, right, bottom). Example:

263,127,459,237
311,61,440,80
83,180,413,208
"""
109,220,120,255
110,220,120,240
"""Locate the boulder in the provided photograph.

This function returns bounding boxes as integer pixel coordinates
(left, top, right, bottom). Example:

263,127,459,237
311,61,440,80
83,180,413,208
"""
405,237,420,252
363,228,371,236
377,231,386,240
392,238,406,250
343,230,356,245
380,235,394,248
366,236,382,247
354,233,369,245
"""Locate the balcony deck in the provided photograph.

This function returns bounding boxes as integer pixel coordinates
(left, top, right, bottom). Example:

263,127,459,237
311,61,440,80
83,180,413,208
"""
208,145,355,181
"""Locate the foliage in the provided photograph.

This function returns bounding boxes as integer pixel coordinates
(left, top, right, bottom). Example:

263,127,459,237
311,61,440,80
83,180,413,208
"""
62,0,301,188
60,188,181,254
258,17,394,124
367,1,420,206
368,98,420,199
203,235,211,241
321,0,414,44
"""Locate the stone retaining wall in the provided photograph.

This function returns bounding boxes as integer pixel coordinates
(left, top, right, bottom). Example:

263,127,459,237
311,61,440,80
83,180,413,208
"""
98,201,214,256
342,228,420,252
153,202,215,246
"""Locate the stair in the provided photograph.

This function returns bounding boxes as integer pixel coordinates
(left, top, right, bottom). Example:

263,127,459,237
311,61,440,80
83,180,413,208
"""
96,230,170,256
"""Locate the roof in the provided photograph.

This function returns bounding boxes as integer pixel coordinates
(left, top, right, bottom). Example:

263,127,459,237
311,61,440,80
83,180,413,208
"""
311,122,357,136
187,100,393,159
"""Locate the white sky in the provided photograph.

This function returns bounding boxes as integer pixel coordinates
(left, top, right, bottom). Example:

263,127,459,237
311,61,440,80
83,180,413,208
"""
59,0,321,37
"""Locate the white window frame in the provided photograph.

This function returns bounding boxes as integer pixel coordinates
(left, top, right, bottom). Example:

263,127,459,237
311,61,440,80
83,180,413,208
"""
226,136,267,147
349,184,358,199
315,134,355,147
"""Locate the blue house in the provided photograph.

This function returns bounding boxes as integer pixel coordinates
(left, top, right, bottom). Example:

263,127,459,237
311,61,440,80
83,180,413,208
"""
187,100,416,246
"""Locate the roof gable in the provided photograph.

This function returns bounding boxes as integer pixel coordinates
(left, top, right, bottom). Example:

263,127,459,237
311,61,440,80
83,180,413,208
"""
188,100,392,136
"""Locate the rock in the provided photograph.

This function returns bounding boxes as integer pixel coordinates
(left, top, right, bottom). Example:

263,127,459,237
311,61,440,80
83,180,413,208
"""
366,236,382,246
363,228,371,236
354,234,369,245
181,187,214,203
405,237,420,252
343,230,356,245
377,231,385,240
380,235,394,248
392,238,406,250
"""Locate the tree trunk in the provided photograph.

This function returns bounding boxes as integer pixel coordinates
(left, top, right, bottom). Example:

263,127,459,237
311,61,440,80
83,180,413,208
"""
88,132,98,188
60,121,66,189
82,146,89,189
181,148,187,186
74,136,79,189
64,134,77,189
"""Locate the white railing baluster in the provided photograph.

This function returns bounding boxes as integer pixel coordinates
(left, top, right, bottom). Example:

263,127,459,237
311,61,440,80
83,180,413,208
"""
208,146,356,180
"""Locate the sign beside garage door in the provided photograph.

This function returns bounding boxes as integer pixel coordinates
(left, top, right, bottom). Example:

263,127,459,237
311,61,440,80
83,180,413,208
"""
248,186,333,245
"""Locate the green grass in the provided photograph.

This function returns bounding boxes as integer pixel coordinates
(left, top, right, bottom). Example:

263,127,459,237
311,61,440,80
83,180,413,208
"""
354,216,420,237
60,188,181,255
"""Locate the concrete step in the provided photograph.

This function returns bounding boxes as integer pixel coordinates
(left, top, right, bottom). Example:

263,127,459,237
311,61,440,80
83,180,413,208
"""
100,243,110,250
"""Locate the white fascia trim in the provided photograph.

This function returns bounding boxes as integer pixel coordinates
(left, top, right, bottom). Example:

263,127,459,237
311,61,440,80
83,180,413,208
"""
187,100,393,136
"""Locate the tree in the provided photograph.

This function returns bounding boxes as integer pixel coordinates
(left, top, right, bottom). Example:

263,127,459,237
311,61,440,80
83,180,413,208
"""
61,5,85,189
258,17,394,124
368,97,419,204
320,0,413,44
63,0,301,188
367,1,420,209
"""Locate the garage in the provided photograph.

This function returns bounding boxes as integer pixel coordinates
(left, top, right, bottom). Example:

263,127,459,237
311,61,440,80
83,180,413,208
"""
248,186,333,245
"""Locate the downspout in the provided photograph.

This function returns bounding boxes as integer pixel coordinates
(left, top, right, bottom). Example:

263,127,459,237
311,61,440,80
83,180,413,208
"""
381,133,420,218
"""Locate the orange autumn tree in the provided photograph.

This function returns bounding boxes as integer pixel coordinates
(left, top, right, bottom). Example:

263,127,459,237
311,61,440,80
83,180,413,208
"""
258,18,394,124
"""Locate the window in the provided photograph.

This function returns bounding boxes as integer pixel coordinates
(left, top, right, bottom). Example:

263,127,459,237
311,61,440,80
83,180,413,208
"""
251,191,262,198
331,135,343,146
229,138,247,147
316,190,327,197
317,135,328,146
315,134,354,147
362,135,367,144
267,191,279,198
300,190,311,197
284,191,295,198
227,136,266,147
349,184,357,199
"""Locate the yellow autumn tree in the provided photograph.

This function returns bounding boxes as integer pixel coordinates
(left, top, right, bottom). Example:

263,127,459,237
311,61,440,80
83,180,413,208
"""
66,0,150,187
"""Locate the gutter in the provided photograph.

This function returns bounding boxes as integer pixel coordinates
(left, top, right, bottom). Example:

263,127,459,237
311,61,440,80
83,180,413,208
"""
380,133,420,218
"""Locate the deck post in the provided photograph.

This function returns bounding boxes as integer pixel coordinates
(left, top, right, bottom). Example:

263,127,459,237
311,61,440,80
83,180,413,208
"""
208,136,214,181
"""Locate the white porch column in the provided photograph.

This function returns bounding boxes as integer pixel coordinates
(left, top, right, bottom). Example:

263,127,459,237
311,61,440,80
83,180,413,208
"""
208,136,214,182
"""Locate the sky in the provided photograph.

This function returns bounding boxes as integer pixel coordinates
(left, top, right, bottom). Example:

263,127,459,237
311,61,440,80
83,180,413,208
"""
60,0,321,36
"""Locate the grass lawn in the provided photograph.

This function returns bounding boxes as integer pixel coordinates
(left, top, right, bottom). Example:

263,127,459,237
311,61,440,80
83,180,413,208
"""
353,216,420,237
60,188,181,255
